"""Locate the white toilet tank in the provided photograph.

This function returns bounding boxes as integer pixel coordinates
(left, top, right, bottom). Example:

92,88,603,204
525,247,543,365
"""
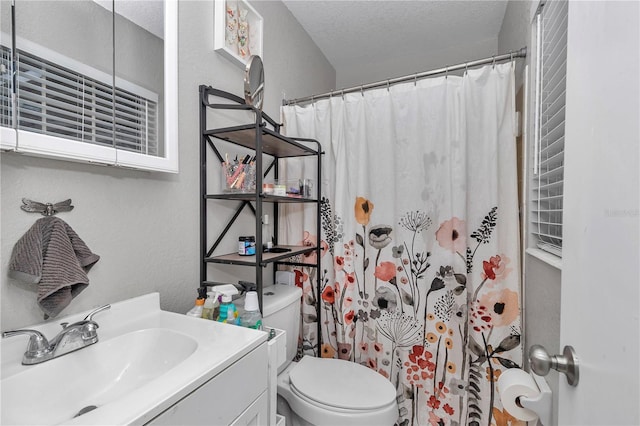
259,284,302,372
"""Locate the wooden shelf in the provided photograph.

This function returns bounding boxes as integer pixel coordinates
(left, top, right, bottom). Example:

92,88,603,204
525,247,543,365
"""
205,245,316,266
204,124,318,158
205,193,318,203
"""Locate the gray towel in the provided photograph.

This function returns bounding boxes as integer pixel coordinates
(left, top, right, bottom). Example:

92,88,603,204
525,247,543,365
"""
9,217,100,319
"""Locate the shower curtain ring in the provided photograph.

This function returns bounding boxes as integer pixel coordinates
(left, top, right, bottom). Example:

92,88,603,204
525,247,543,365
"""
360,86,364,97
414,73,418,86
341,89,345,100
465,63,468,75
492,55,496,69
386,80,390,91
445,66,449,79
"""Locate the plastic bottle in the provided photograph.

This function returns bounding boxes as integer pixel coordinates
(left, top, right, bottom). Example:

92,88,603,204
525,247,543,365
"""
224,305,239,325
186,297,205,318
201,294,218,320
240,291,263,330
217,294,238,325
211,294,221,320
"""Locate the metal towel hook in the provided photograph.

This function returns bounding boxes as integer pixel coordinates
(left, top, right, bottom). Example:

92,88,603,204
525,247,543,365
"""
20,198,74,216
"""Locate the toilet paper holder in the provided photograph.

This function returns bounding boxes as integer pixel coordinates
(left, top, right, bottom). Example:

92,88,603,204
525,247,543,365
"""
529,344,579,386
520,372,552,426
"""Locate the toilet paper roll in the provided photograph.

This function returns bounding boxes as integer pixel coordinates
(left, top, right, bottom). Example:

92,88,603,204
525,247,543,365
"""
497,368,540,421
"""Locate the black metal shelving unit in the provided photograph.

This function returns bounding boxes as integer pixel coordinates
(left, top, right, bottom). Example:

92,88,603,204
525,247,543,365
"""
199,85,323,349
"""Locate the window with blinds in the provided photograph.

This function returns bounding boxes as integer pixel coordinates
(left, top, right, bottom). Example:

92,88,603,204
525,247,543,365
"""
0,45,158,156
531,0,567,257
0,45,11,128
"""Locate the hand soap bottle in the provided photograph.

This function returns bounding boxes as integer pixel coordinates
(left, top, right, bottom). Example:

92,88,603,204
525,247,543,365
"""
224,305,239,325
217,294,238,325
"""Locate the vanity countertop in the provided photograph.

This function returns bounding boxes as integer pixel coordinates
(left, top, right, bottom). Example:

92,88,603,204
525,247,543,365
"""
1,292,267,425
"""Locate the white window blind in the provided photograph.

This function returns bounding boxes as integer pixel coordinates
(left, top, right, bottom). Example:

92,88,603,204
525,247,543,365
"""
531,0,568,257
1,45,158,156
0,44,11,128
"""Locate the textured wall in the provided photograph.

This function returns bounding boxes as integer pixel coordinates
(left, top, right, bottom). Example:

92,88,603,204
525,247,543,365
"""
499,1,561,424
524,254,561,425
0,1,335,330
497,0,536,90
498,0,536,55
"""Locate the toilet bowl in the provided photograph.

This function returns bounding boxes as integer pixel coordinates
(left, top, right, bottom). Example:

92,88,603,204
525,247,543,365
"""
276,356,398,426
247,283,398,426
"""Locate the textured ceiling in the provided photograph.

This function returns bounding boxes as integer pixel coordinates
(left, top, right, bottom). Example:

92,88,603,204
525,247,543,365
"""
93,0,164,39
282,1,508,75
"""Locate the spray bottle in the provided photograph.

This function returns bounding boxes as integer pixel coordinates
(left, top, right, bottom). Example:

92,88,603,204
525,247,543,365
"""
201,291,219,320
217,294,238,325
186,288,207,318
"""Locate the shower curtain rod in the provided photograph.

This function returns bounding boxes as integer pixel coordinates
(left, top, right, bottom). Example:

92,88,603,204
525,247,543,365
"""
283,47,527,106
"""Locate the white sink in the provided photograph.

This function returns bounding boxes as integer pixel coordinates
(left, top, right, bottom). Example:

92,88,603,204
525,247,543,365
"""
2,328,197,425
0,293,267,425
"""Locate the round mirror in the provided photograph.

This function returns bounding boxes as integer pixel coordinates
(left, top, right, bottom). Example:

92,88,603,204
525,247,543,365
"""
244,55,264,110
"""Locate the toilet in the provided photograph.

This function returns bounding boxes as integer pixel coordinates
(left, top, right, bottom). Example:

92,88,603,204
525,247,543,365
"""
257,283,398,426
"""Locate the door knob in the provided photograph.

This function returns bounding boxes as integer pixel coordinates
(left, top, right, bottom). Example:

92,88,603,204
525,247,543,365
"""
528,344,579,386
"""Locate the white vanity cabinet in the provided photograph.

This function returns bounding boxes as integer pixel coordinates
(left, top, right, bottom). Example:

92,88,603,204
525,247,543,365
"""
147,342,269,425
0,293,271,426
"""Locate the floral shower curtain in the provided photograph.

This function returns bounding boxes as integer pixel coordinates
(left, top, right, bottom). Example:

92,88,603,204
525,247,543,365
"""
280,63,523,426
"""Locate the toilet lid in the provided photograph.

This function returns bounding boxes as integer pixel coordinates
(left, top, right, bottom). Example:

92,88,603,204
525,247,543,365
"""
288,356,396,410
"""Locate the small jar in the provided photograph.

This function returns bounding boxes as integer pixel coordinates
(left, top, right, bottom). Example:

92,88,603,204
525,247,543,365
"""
262,183,274,194
238,236,256,256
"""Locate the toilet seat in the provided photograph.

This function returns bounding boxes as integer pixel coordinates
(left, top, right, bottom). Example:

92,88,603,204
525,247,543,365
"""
278,357,398,426
288,356,396,410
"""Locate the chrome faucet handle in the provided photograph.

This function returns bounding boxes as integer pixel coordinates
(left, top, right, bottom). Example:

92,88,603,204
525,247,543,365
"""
2,308,111,366
2,329,52,357
80,321,99,340
83,304,111,322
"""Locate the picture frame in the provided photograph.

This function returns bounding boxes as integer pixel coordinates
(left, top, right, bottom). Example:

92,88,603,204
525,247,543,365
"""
214,0,263,68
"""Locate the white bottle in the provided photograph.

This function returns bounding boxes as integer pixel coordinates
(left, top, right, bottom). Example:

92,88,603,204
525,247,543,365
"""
240,291,263,330
186,298,205,318
262,214,272,252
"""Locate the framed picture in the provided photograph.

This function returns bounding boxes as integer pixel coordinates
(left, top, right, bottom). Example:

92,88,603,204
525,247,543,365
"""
214,0,263,68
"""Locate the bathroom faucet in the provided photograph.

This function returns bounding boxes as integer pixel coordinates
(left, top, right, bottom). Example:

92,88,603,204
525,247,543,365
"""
2,304,111,365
